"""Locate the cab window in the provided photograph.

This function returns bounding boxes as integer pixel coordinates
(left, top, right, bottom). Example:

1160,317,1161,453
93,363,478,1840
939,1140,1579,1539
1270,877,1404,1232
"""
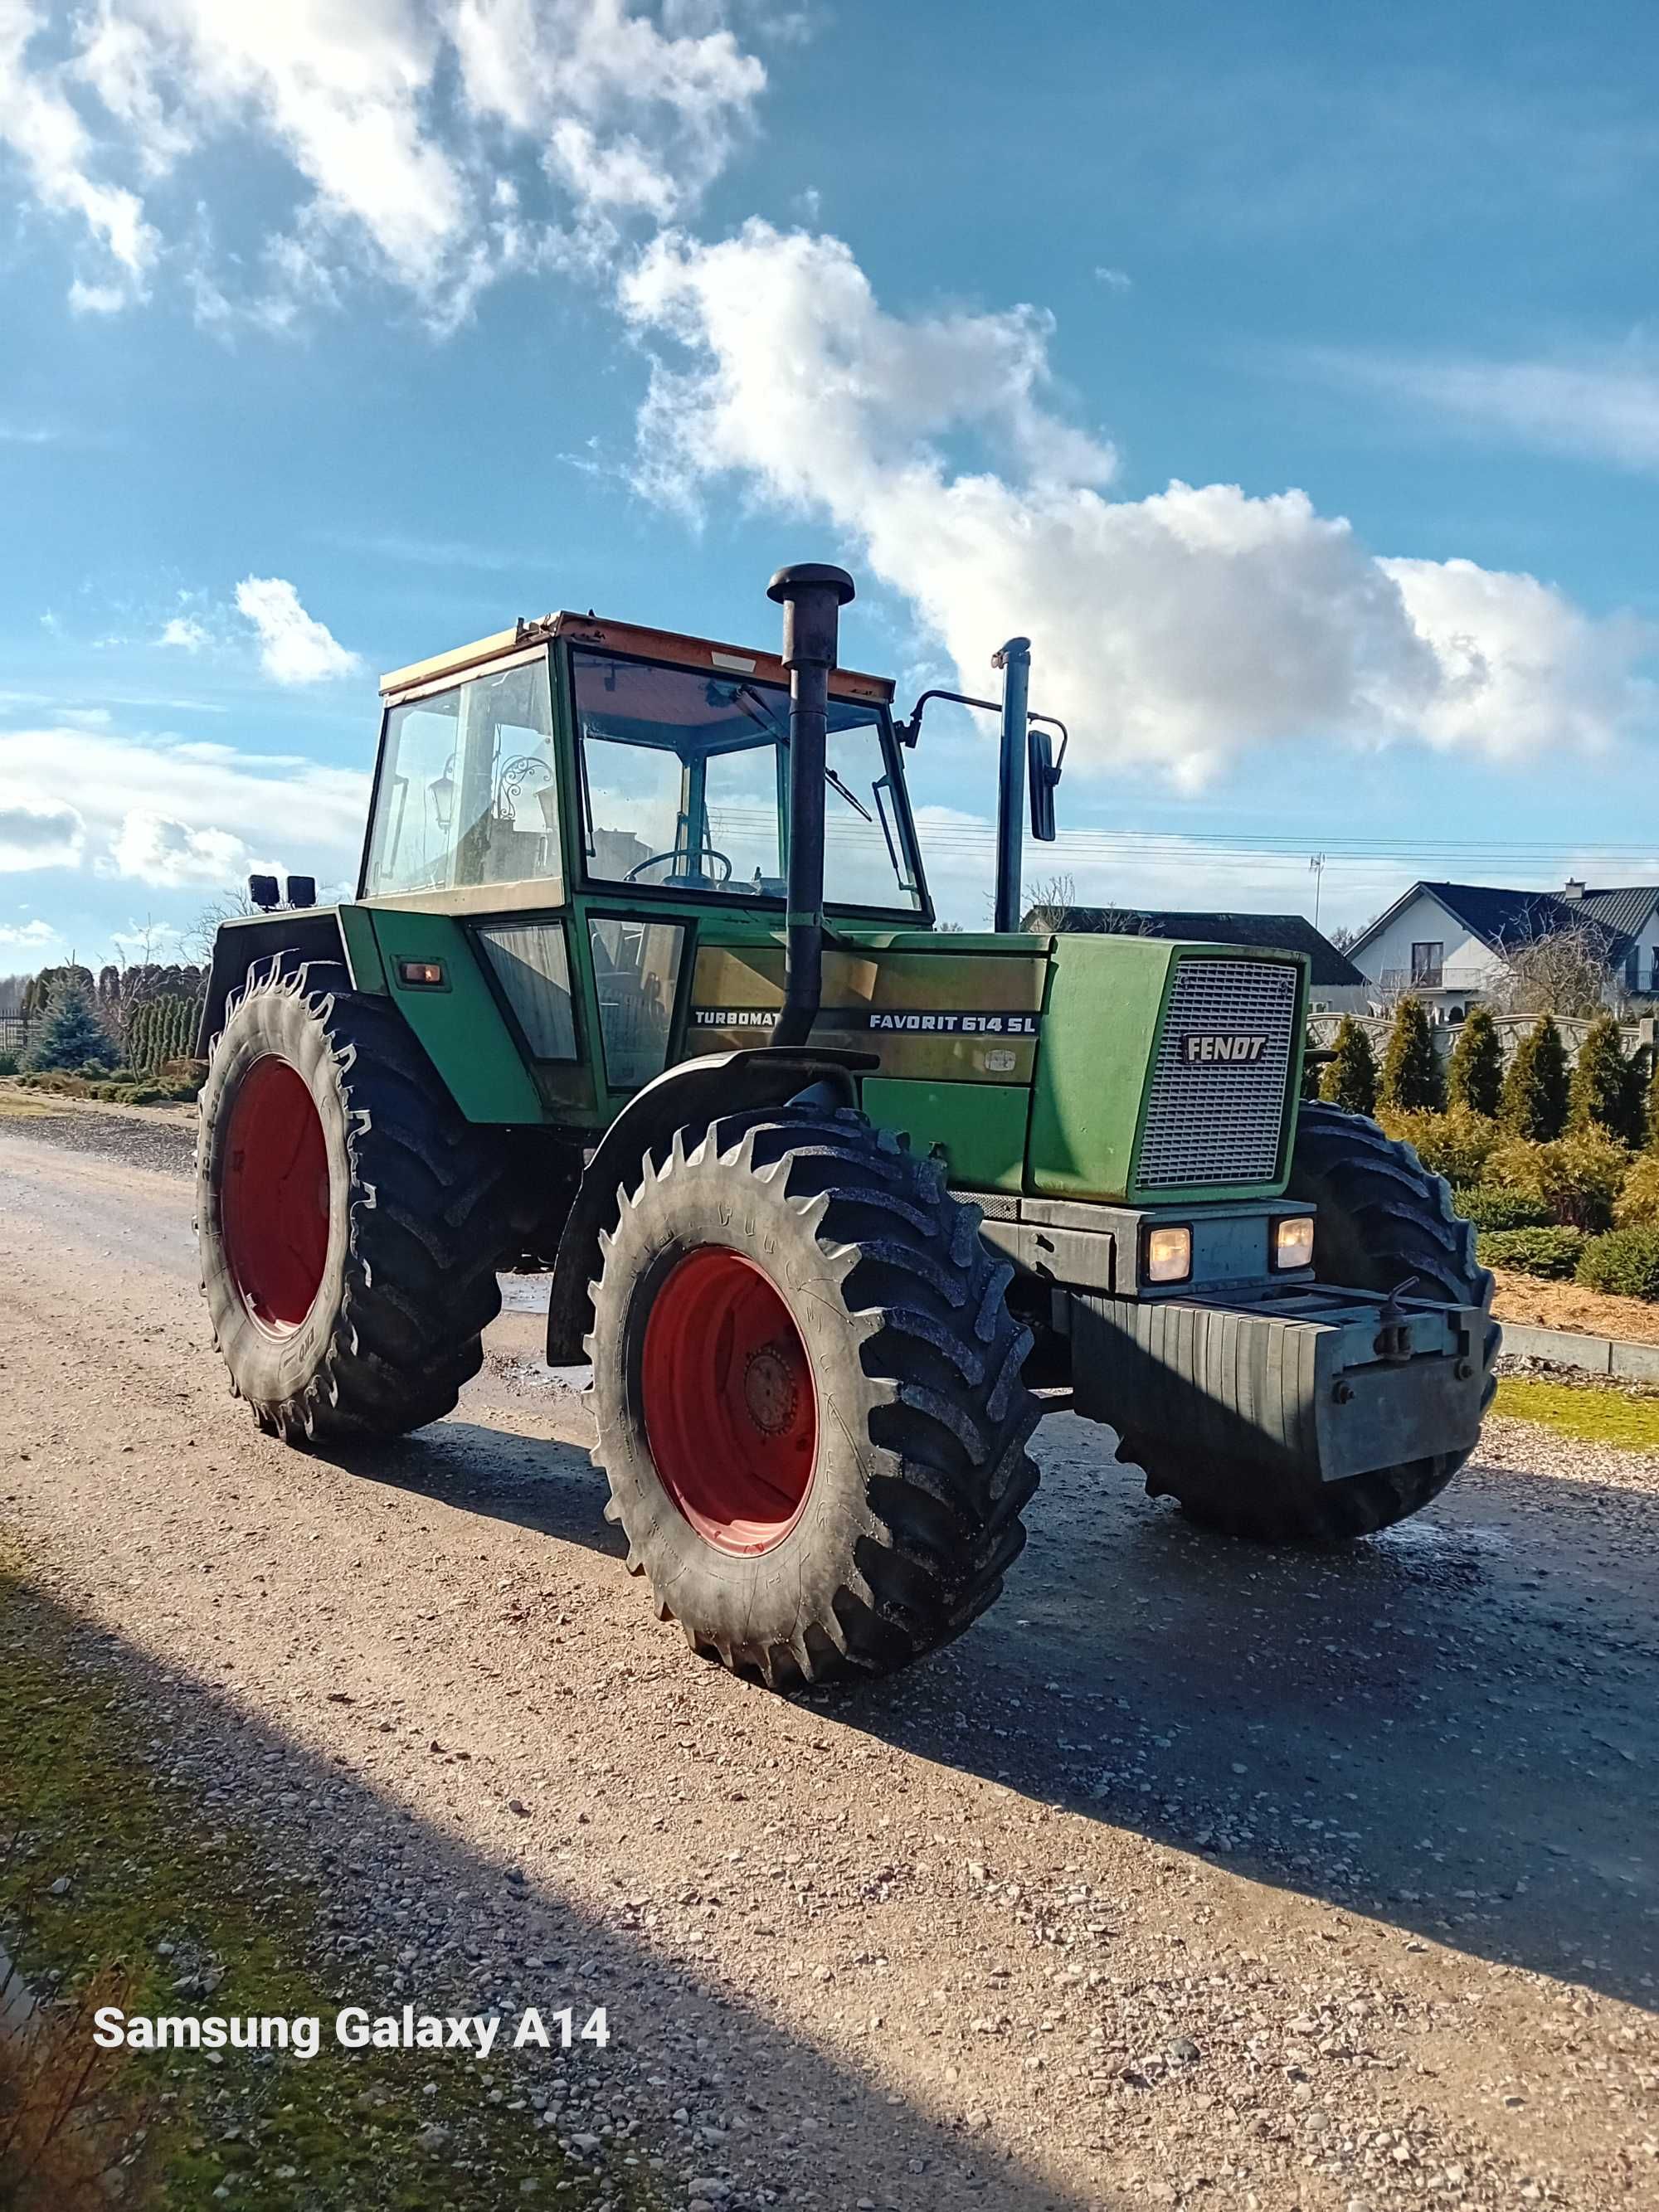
365,657,559,897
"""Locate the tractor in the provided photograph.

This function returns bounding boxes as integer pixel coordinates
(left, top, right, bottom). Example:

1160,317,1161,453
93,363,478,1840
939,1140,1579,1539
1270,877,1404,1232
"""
197,562,1497,1688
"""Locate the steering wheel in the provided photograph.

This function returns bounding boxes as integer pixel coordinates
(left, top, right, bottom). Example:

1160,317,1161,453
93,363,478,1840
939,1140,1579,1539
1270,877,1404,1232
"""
624,848,733,884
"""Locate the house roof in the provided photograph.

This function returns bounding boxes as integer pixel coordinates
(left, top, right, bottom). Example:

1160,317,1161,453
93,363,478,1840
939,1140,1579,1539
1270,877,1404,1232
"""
1350,880,1646,965
1576,886,1659,939
1031,907,1368,987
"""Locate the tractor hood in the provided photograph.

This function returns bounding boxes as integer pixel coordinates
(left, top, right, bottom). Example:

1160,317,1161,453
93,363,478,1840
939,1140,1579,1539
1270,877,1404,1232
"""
682,927,1310,1206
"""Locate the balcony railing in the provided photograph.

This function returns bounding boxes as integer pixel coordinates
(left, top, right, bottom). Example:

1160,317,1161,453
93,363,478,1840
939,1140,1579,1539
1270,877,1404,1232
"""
1377,966,1489,995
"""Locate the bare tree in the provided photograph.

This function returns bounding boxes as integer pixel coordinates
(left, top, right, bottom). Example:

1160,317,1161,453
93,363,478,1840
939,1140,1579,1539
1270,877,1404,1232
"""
106,917,166,1055
1486,922,1624,1019
183,884,255,969
1021,873,1078,932
1326,921,1360,954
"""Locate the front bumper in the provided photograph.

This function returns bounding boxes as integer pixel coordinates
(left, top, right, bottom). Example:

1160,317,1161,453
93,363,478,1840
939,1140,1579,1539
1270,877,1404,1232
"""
1068,1282,1490,1485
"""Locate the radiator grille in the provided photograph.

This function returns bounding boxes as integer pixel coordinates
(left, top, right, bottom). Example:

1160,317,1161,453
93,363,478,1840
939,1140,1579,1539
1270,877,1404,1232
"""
1136,958,1298,1189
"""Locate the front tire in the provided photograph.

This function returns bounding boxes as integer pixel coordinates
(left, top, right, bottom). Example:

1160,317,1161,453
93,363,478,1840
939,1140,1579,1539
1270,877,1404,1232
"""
197,960,513,1445
1123,1101,1498,1540
588,1105,1040,1687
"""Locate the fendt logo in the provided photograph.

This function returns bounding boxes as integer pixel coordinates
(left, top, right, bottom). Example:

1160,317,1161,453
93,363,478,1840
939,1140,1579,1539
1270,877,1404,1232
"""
1180,1032,1269,1066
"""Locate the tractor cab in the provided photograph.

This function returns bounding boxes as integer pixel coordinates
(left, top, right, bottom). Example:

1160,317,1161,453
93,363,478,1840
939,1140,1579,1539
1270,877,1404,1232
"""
362,613,929,925
345,610,944,1125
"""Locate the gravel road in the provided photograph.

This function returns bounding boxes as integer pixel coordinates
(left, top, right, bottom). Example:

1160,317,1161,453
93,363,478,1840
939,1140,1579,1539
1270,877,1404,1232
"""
2,1109,1656,2210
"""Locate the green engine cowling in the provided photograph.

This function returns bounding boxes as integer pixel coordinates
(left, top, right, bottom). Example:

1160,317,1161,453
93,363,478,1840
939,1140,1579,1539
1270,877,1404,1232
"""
682,927,1309,1207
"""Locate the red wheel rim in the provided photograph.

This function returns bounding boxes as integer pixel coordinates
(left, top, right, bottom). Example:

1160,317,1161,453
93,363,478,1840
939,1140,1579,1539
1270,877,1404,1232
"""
640,1247,818,1555
221,1057,330,1334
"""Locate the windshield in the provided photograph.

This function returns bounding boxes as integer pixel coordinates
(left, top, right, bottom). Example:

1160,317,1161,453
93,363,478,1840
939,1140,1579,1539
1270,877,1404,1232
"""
572,649,924,912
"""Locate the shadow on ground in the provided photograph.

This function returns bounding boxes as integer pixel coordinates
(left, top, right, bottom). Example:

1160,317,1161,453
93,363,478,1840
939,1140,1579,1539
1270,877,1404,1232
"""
372,1399,1659,2016
839,1419,1659,2013
0,1570,1096,2212
328,1420,625,1557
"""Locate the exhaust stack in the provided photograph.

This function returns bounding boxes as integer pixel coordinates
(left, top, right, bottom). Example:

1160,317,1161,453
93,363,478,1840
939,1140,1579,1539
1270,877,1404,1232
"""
767,562,855,1048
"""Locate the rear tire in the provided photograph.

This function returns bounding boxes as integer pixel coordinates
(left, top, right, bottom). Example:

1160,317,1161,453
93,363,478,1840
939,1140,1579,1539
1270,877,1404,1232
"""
1121,1101,1498,1540
588,1105,1040,1687
197,959,513,1445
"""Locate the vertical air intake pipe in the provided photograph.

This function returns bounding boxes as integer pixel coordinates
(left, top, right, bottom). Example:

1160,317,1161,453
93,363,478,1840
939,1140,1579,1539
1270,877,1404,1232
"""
766,562,856,1048
992,635,1031,934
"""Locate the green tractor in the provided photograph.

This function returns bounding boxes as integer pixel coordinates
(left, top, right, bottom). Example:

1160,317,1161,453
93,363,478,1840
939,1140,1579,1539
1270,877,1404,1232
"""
197,563,1496,1688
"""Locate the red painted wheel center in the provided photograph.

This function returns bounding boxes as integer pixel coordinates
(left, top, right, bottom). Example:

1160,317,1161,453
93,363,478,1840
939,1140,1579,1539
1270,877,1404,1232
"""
640,1247,818,1555
221,1057,330,1334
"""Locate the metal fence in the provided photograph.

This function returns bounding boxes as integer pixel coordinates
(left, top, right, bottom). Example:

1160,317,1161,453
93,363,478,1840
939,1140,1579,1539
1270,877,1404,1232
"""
0,1015,32,1057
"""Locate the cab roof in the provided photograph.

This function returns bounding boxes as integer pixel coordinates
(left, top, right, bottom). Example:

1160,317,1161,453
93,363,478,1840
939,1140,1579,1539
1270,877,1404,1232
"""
379,610,895,707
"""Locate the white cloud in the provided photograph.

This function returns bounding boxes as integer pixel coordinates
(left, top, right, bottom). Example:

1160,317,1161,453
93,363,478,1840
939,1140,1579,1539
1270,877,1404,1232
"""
0,724,367,890
1093,265,1131,292
1,1,766,324
233,576,361,684
1313,345,1659,475
0,800,86,872
0,917,61,948
110,809,254,886
158,611,209,650
621,221,1657,785
0,1,160,307
1379,556,1653,756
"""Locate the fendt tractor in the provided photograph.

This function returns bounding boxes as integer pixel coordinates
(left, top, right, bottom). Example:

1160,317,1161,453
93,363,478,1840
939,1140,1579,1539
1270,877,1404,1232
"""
197,563,1497,1689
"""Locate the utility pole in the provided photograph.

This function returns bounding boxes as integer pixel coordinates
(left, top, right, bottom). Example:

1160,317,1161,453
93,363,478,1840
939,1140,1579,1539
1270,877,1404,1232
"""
1308,853,1326,931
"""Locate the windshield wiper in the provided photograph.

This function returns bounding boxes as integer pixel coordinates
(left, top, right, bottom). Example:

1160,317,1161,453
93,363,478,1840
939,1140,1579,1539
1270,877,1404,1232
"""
824,765,873,822
733,684,872,821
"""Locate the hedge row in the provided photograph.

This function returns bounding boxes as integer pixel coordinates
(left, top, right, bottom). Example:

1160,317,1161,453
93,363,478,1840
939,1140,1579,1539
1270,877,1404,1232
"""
1370,1101,1659,1301
17,1066,202,1106
1474,1222,1659,1298
1319,1004,1651,1145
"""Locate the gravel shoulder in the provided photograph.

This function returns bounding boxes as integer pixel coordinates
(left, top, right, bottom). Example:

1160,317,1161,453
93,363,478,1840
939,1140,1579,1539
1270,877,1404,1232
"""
2,1120,1656,2212
0,1082,196,1179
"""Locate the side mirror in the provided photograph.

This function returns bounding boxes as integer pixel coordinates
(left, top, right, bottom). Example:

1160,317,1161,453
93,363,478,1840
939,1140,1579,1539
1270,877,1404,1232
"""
1028,725,1061,842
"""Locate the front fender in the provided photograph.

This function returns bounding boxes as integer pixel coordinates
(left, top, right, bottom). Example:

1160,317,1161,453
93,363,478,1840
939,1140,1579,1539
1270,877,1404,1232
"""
545,1048,875,1363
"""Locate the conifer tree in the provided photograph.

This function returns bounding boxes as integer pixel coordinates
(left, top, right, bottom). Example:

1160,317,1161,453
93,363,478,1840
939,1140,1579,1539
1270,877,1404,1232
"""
1321,1015,1377,1116
1447,1004,1503,1117
1568,1013,1641,1145
1379,994,1445,1112
25,978,116,1072
1501,1014,1569,1141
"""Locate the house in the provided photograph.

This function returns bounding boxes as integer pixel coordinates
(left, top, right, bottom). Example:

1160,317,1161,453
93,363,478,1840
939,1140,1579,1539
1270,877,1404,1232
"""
1345,880,1659,1018
1028,907,1370,1011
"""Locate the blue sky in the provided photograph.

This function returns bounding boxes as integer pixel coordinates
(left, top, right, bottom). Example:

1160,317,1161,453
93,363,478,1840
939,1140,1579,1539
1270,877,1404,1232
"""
3,0,1659,966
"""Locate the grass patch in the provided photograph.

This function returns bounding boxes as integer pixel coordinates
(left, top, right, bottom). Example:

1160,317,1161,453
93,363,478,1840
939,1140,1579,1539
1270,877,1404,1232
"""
1492,1375,1659,1452
0,1559,657,2210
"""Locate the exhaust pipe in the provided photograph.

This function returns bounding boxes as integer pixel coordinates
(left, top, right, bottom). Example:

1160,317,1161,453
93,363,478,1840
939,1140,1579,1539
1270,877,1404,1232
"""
767,562,855,1048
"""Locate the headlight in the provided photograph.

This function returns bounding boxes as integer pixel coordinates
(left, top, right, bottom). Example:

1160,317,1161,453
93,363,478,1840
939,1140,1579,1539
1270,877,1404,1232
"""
1273,1215,1315,1271
1145,1225,1192,1284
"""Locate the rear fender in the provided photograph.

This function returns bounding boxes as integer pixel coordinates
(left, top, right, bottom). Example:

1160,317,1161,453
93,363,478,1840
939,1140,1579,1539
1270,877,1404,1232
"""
546,1048,876,1364
197,909,354,1056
